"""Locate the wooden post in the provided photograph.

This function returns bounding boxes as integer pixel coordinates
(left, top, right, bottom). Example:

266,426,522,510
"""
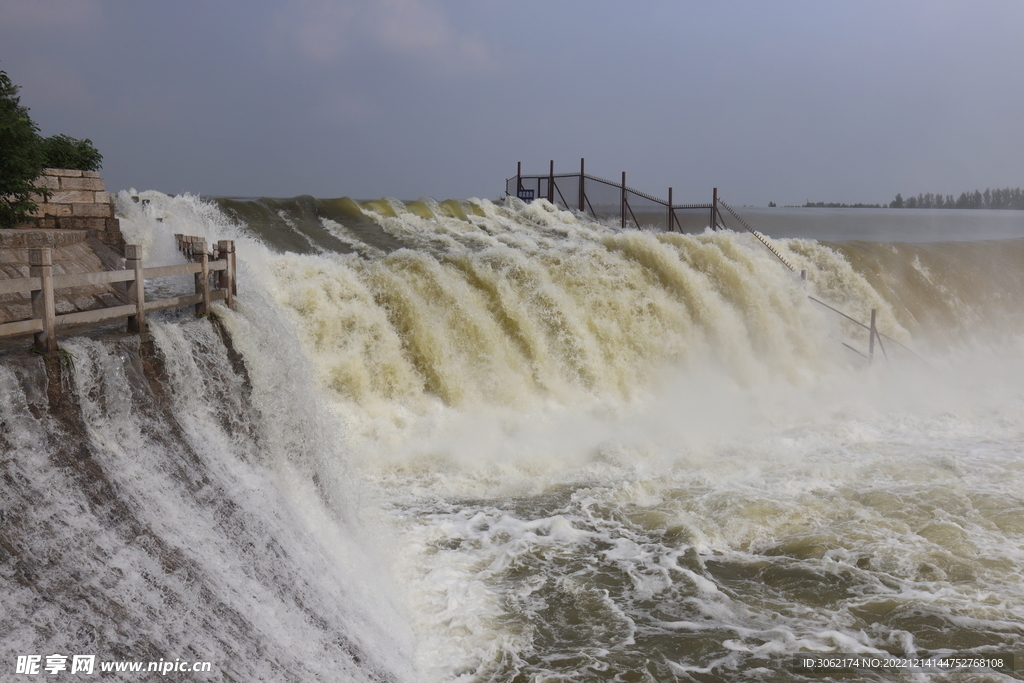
869,308,877,362
229,244,237,297
579,158,585,212
218,240,235,309
548,159,554,203
29,247,56,353
195,238,211,316
125,244,147,337
213,243,222,291
668,187,673,232
191,237,200,296
621,171,626,229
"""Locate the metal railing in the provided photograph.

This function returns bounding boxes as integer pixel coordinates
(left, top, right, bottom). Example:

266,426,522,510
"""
507,161,928,366
711,196,926,366
507,159,718,232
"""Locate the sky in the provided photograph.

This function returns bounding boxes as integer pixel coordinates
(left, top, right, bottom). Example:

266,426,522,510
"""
1,0,1023,206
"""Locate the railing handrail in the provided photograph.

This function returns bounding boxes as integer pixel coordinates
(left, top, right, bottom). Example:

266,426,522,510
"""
0,236,236,352
511,162,930,369
509,171,714,211
0,261,228,296
716,197,798,272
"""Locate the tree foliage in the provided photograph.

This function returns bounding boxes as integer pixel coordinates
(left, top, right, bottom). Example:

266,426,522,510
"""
0,67,104,228
808,188,1024,211
0,69,45,228
889,188,1024,210
40,133,102,172
804,200,884,208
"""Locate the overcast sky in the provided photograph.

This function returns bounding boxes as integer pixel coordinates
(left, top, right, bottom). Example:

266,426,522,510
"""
2,0,1023,205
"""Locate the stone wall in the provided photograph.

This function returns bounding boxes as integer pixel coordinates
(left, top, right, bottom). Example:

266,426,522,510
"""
24,168,125,251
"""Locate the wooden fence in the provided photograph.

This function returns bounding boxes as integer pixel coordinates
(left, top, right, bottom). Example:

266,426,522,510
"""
0,237,235,353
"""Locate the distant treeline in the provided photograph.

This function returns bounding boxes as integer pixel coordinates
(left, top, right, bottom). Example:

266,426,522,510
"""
888,188,1024,209
801,188,1024,210
802,201,884,208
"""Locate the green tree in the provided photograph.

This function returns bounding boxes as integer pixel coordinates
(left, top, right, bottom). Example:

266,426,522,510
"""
40,133,102,171
0,69,45,228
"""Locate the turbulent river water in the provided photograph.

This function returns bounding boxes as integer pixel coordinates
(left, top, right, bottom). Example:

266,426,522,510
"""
3,192,1023,682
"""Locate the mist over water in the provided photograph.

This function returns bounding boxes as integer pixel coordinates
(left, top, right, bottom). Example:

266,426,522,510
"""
4,191,1021,681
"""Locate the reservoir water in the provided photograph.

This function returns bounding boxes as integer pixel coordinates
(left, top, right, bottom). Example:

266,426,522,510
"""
3,195,1021,681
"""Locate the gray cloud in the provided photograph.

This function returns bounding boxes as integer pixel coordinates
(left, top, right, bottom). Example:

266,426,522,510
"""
0,0,104,31
273,0,494,75
1,0,1022,204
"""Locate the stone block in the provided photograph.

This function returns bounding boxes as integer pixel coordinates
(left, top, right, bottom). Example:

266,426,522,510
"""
58,217,109,231
82,171,101,178
28,247,52,266
38,218,57,229
94,191,110,204
28,233,50,247
38,203,73,217
72,203,113,217
60,176,105,191
0,229,86,248
34,174,60,190
49,189,95,204
99,228,126,250
44,168,83,177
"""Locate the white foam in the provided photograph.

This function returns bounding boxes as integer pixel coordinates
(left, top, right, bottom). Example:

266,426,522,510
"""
108,191,1024,680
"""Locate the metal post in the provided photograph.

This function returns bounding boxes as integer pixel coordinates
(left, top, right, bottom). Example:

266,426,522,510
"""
869,308,877,362
29,247,56,353
218,240,235,309
621,171,627,229
517,161,522,193
125,244,147,337
712,187,719,229
548,160,554,203
668,187,673,232
579,158,585,212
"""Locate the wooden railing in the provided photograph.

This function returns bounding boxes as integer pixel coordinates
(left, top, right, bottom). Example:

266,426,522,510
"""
0,238,235,353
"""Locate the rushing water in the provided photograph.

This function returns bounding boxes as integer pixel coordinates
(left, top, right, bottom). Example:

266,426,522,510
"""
3,193,1023,681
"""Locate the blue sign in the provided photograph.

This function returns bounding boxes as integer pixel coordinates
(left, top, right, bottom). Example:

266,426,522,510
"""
517,189,535,202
